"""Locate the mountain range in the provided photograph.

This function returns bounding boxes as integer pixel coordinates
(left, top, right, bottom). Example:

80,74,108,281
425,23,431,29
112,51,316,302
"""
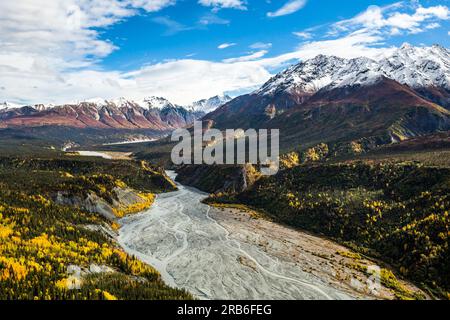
0,95,232,131
1,43,449,155
205,44,450,153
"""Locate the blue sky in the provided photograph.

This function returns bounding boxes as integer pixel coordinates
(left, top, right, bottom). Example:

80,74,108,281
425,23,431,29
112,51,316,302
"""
100,0,449,73
0,0,449,105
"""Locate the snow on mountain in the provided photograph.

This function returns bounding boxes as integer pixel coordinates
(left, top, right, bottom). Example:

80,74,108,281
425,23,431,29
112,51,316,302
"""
2,95,230,115
141,96,176,109
0,102,22,110
84,98,108,107
0,96,199,115
257,44,450,96
33,104,53,111
257,55,345,96
188,95,232,113
82,97,141,109
378,43,450,89
109,97,141,108
0,95,205,130
79,97,176,110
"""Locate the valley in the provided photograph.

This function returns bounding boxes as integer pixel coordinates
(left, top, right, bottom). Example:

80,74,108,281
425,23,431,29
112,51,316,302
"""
199,160,450,298
0,43,449,301
2,0,450,305
0,155,192,300
118,171,421,300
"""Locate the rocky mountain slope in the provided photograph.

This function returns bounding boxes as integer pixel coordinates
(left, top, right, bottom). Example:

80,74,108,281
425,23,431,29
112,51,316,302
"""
188,95,232,114
0,96,206,131
256,43,449,96
205,44,450,153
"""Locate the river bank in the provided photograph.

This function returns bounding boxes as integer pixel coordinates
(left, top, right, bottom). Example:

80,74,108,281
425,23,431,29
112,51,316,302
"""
117,171,423,300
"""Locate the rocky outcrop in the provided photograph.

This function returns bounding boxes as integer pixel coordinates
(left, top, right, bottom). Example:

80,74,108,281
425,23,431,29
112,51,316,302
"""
54,186,155,221
175,164,261,194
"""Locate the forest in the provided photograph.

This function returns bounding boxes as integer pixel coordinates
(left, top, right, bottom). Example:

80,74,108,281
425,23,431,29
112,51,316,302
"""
0,155,191,300
206,160,450,299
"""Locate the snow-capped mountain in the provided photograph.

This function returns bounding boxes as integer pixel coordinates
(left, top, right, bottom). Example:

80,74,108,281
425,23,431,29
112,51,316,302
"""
256,55,346,96
1,102,56,111
257,43,450,97
379,43,450,89
141,96,176,109
0,102,22,110
33,104,52,111
188,95,232,114
0,97,203,130
84,98,109,107
205,43,450,148
75,96,176,110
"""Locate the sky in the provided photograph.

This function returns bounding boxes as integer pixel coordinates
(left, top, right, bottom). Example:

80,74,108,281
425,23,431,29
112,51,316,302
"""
0,0,449,106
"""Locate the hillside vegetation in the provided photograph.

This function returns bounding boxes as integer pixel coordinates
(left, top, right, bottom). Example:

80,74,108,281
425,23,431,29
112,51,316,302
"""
0,155,191,300
206,160,450,298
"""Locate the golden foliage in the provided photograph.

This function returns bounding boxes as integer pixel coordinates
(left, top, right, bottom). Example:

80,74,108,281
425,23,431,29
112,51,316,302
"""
113,193,155,218
102,290,118,300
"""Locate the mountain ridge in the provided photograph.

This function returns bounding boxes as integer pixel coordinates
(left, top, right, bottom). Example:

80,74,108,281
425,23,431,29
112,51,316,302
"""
187,95,232,114
0,95,230,131
204,44,450,154
255,43,450,98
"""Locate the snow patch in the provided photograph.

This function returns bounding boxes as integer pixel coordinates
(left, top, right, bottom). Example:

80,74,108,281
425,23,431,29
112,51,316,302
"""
256,44,450,96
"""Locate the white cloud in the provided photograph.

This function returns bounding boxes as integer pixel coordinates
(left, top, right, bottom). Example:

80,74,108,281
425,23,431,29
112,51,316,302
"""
390,27,402,36
127,0,176,12
199,13,230,25
1,1,448,107
254,31,395,71
249,42,272,50
267,0,307,18
0,0,175,79
198,0,246,10
223,50,268,63
0,0,267,106
293,31,312,39
416,5,450,19
125,59,270,104
293,31,395,60
0,0,176,104
1,57,271,106
333,5,385,31
218,43,237,49
426,22,440,29
0,0,263,106
152,16,193,35
284,4,448,67
260,3,448,70
332,4,449,36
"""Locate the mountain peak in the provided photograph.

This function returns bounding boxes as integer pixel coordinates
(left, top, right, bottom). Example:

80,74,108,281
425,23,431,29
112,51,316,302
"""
0,101,21,110
111,97,128,105
142,96,175,110
256,44,449,97
33,104,50,112
400,42,412,50
432,43,445,48
188,94,232,114
0,96,203,130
